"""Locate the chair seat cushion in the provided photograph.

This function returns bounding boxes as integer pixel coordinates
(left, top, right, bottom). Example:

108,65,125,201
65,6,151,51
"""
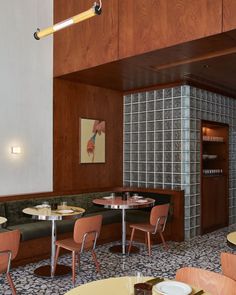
8,222,52,241
126,210,149,223
0,228,10,233
7,219,76,241
84,210,121,225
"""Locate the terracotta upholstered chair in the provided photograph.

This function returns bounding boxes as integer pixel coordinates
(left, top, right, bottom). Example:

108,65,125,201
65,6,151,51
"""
176,267,236,295
128,203,169,256
0,230,21,295
54,215,102,285
221,252,236,281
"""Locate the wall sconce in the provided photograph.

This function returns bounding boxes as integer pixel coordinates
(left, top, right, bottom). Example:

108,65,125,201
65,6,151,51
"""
34,1,102,40
11,146,21,154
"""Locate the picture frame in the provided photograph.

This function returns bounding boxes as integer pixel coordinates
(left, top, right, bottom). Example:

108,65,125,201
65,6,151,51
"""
80,118,105,163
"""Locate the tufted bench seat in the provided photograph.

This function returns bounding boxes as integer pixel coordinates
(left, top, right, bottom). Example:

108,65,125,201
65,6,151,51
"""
0,187,184,266
1,192,122,241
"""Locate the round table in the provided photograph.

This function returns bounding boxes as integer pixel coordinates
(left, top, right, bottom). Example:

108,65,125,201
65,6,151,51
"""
23,205,85,278
0,216,7,227
64,276,208,295
227,231,236,249
93,196,155,255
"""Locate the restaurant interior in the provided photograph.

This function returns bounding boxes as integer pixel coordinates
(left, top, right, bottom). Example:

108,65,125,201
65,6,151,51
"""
1,0,236,294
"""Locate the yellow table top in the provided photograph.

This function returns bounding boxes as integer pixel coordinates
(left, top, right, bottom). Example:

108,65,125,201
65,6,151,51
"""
227,231,236,245
0,216,7,225
64,276,209,295
23,206,85,220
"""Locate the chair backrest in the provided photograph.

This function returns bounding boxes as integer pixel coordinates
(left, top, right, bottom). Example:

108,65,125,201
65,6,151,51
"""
73,215,102,249
150,204,169,231
0,230,20,274
176,267,236,295
221,252,236,281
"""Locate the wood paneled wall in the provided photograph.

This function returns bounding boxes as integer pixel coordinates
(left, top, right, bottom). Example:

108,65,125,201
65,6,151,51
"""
119,0,222,59
223,0,236,32
53,79,123,192
54,0,223,76
53,0,119,77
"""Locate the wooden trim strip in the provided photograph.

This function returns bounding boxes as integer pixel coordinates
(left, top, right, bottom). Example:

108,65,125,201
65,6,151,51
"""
153,47,236,71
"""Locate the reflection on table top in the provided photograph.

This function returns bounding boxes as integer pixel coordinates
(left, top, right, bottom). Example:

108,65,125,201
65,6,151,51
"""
93,196,155,209
227,231,236,246
64,276,209,295
22,206,85,221
0,216,7,225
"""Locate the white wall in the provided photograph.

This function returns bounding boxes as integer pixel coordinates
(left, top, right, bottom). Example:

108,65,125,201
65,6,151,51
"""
0,1,53,196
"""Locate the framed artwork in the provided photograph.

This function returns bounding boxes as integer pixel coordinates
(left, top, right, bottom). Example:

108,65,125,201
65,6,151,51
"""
80,118,105,163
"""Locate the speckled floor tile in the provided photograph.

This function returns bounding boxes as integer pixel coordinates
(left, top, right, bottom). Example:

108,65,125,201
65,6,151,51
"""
1,224,235,294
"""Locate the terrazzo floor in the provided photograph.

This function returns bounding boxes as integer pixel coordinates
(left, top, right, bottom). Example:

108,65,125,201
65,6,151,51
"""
1,224,236,295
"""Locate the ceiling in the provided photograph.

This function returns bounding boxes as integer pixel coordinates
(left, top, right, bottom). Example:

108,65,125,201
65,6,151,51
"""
58,30,236,98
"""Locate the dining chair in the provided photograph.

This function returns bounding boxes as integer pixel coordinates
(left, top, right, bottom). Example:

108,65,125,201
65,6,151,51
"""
0,230,21,295
176,267,236,295
221,252,236,281
54,215,102,285
128,203,169,256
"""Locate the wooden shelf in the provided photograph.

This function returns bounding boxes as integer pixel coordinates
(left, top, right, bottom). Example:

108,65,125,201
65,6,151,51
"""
201,120,229,235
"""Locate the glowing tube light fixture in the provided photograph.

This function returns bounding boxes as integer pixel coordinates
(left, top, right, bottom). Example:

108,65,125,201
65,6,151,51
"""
34,1,102,40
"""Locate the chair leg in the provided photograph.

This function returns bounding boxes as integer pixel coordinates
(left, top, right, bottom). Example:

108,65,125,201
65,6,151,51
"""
128,228,135,254
92,250,101,273
147,232,151,256
77,253,80,270
53,246,61,276
7,273,17,295
72,251,76,286
159,232,168,250
145,233,148,248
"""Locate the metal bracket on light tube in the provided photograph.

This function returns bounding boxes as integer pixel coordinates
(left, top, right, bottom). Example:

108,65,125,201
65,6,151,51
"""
34,1,102,40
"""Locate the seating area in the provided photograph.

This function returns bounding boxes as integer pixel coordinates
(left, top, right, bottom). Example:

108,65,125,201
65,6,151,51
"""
2,1,236,294
0,187,183,266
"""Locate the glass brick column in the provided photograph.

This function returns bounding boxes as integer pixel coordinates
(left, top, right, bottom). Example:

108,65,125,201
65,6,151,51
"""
124,85,236,239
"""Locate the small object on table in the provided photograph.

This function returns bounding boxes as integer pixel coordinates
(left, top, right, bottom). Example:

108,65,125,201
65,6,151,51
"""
0,216,7,227
134,283,152,295
51,203,58,210
122,192,131,200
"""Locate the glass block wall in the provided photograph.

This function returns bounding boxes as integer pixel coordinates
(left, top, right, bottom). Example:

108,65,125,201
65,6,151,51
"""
123,85,236,239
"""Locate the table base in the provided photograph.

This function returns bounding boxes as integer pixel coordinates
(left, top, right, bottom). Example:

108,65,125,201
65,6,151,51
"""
109,245,139,255
34,264,71,278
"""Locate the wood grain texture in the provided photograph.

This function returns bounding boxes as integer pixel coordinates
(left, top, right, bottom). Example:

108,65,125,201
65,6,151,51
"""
176,267,236,295
59,33,236,97
221,252,236,281
119,0,222,59
223,0,236,32
53,79,123,192
54,0,119,77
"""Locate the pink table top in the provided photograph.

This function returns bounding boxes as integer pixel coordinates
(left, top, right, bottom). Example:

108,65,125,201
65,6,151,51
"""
93,196,155,210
